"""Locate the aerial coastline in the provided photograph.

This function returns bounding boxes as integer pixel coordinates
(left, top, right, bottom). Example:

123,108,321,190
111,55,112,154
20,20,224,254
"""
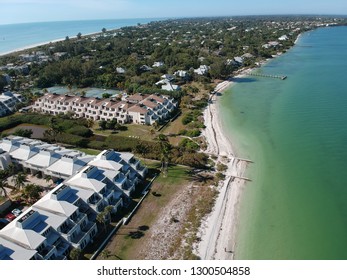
1,15,347,261
195,75,248,259
195,29,304,259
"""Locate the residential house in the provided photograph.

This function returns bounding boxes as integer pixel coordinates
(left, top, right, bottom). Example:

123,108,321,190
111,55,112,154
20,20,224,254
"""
194,65,210,75
152,61,164,67
174,70,189,78
139,65,152,72
116,67,126,74
278,35,289,41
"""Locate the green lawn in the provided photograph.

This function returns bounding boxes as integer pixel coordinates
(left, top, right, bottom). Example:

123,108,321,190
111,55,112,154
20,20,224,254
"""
93,124,156,142
161,112,187,135
75,147,102,156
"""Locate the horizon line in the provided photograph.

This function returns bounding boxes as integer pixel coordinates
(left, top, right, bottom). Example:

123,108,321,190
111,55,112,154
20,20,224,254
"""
1,13,347,26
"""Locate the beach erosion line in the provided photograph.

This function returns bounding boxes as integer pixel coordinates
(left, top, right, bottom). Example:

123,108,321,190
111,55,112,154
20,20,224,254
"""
194,73,250,260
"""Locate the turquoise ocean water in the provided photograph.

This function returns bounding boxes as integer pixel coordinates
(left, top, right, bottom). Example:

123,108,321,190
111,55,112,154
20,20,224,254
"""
0,18,160,55
220,26,347,260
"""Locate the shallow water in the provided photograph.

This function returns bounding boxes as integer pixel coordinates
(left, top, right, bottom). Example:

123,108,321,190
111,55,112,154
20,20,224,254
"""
220,26,347,259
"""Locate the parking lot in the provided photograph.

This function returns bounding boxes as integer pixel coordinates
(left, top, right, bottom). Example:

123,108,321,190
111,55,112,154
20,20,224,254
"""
0,174,55,226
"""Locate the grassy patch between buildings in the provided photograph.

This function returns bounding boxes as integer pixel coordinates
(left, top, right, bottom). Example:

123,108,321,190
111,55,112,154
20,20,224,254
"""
97,164,191,260
74,147,102,156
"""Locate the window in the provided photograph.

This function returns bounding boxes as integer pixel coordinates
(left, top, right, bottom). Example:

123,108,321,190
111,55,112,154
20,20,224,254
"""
42,227,52,237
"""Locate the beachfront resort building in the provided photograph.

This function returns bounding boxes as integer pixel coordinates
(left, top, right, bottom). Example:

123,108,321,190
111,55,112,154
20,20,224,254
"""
32,93,178,125
0,91,24,117
0,136,148,260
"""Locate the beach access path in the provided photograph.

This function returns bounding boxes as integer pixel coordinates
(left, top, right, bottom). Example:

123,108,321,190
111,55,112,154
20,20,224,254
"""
194,74,250,260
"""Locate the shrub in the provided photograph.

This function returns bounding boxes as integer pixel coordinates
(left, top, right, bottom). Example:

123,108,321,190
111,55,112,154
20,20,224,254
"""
184,129,201,137
179,138,200,151
13,128,33,138
216,162,228,172
182,113,194,125
67,126,93,137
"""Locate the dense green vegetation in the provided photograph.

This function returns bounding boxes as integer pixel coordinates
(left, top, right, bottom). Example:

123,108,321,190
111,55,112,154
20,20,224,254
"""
1,16,346,171
2,16,345,95
0,113,209,168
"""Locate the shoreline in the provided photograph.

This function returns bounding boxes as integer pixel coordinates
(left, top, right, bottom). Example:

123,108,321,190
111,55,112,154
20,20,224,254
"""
194,72,250,260
0,29,115,57
0,21,153,57
194,32,305,260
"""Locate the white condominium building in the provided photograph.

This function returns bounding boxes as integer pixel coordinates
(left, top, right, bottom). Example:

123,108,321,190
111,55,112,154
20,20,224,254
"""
33,93,178,125
0,91,24,117
0,136,148,260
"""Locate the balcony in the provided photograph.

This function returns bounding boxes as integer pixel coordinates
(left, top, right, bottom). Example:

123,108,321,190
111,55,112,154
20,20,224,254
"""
115,175,127,185
71,222,97,246
110,197,123,211
53,238,70,256
72,212,87,225
70,231,86,245
88,195,101,205
81,221,95,233
122,181,135,195
38,245,56,260
66,222,80,237
60,222,75,234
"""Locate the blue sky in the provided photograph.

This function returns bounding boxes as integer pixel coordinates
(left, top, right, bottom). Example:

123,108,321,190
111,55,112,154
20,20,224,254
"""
1,0,347,25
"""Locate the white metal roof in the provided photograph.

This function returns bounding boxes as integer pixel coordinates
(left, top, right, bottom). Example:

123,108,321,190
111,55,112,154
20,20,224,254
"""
88,158,123,171
34,196,77,217
0,224,45,250
0,237,37,260
26,152,61,168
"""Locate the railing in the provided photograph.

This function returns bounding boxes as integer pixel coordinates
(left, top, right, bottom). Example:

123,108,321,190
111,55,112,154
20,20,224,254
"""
38,245,56,259
115,175,126,185
60,222,74,234
66,222,80,237
71,212,87,224
89,196,101,205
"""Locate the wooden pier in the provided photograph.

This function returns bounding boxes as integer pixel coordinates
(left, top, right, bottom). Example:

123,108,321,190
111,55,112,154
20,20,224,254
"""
230,175,252,182
249,72,287,80
235,157,254,163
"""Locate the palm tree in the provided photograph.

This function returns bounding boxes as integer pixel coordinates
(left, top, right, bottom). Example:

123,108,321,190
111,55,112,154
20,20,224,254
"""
12,172,27,190
134,142,149,158
97,206,113,232
7,164,16,176
44,117,64,143
157,134,171,177
86,118,94,128
101,249,111,259
69,248,82,260
22,184,43,203
104,205,113,220
44,175,52,183
0,180,9,197
96,212,107,232
0,169,8,180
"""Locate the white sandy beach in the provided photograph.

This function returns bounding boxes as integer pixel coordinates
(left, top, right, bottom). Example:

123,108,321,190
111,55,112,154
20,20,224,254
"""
194,74,251,260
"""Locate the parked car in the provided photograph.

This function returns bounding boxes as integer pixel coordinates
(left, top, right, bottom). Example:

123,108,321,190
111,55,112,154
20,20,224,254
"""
0,218,10,229
5,213,16,221
11,208,22,217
